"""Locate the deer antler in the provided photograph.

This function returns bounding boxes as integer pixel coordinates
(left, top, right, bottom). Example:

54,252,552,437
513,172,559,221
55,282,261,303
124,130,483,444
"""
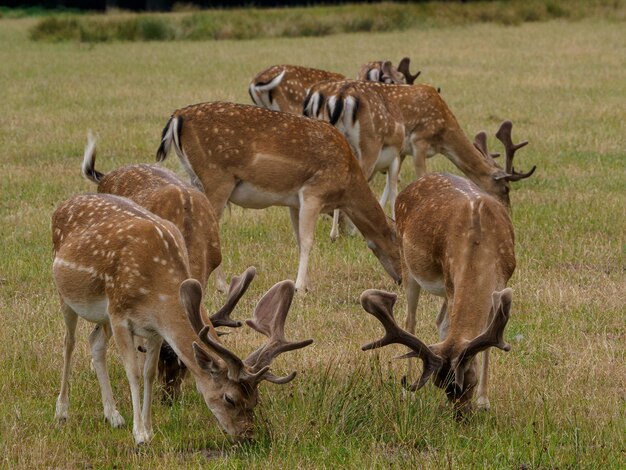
397,57,421,85
473,131,501,160
494,121,536,181
451,288,513,390
209,266,256,328
360,289,443,391
243,280,313,384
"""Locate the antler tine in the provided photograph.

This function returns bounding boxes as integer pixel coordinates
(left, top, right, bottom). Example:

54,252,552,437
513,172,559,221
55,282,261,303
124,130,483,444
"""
495,120,534,179
360,289,443,389
209,266,256,328
243,280,314,373
473,131,501,160
397,57,421,85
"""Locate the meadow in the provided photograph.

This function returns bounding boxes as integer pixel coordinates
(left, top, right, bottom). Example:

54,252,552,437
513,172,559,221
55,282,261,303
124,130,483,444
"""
0,9,625,469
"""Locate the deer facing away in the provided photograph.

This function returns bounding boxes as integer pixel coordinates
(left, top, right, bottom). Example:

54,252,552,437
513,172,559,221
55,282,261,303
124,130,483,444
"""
52,193,312,444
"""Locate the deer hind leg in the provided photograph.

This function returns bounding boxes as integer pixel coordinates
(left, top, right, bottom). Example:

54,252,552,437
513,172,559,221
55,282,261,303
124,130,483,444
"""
435,299,449,341
208,176,237,293
89,322,125,428
294,196,323,292
410,137,430,178
289,207,301,249
329,209,340,242
387,155,401,218
55,303,78,424
405,276,422,380
110,317,150,445
141,335,163,438
475,350,491,410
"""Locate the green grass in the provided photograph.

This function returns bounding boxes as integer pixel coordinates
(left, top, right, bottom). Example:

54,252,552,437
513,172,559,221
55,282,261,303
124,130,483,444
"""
1,13,625,469
27,0,626,43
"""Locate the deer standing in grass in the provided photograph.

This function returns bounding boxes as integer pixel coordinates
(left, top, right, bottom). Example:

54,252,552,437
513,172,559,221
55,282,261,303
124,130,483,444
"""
52,193,312,444
304,80,536,209
81,134,234,400
249,58,418,115
304,81,406,241
156,101,402,291
360,123,533,412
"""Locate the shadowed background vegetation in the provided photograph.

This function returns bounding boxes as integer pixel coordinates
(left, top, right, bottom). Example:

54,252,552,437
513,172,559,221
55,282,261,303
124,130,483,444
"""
0,2,625,468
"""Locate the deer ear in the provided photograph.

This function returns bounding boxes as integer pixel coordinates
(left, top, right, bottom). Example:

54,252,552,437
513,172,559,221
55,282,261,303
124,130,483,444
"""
193,342,223,377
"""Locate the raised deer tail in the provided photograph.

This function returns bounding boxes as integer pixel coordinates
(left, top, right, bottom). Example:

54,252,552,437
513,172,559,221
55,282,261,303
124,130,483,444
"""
157,116,204,192
156,116,177,162
81,131,105,184
249,69,286,109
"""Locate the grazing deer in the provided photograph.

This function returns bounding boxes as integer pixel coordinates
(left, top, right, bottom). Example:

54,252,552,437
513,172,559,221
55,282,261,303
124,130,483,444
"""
249,59,415,116
81,134,229,400
360,124,532,412
304,82,406,241
356,57,421,84
304,81,536,209
156,101,402,291
52,193,312,444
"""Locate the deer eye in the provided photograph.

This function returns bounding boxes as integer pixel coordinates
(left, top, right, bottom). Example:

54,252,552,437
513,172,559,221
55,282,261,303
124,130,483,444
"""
223,394,236,407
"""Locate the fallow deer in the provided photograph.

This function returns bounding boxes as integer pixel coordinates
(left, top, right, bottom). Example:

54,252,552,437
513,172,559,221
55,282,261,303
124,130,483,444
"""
304,82,406,240
304,80,536,209
360,124,532,412
81,134,230,400
52,193,313,444
156,101,402,291
248,59,416,116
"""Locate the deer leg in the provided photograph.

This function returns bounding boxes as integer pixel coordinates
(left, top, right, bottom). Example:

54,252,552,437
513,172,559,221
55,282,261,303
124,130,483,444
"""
289,207,301,249
387,155,401,219
295,197,322,292
410,137,429,178
435,299,449,341
476,350,491,410
110,318,150,445
89,322,125,428
329,209,340,242
55,303,78,424
141,335,162,439
209,179,237,293
405,276,422,379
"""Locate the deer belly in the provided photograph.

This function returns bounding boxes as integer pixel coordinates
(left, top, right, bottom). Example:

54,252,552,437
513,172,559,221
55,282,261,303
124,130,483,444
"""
411,273,446,297
374,147,397,173
229,182,299,209
64,296,110,324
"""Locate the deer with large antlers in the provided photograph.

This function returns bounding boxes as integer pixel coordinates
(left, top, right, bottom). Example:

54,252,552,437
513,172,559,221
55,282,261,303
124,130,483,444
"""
304,81,406,240
249,58,418,116
52,193,312,444
360,124,532,412
81,134,230,400
304,80,536,209
156,101,402,291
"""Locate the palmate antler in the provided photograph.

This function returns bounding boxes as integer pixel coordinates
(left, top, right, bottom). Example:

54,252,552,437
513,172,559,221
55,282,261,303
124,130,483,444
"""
184,269,312,387
494,120,536,182
209,266,256,328
360,289,443,391
396,57,421,85
243,280,314,384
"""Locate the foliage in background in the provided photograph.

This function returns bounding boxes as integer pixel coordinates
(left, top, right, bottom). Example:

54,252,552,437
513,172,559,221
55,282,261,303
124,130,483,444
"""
28,0,626,43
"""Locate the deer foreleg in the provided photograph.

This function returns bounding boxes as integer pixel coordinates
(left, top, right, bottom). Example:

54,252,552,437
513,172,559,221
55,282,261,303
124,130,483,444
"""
405,276,422,379
89,322,125,428
294,197,322,292
55,303,78,424
141,335,162,436
476,350,491,410
111,318,150,445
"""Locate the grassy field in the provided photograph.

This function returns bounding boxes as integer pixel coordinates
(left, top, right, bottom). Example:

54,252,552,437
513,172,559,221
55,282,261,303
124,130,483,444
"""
0,12,625,469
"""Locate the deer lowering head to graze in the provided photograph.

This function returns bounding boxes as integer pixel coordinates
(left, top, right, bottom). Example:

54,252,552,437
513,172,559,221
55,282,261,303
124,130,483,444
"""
361,169,520,413
156,101,402,291
304,80,536,209
52,193,312,444
356,57,421,85
304,81,406,241
81,134,227,400
249,60,411,116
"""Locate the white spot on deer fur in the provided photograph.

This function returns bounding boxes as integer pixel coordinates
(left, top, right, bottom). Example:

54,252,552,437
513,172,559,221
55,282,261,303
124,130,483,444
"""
159,294,169,301
153,257,160,263
139,288,150,295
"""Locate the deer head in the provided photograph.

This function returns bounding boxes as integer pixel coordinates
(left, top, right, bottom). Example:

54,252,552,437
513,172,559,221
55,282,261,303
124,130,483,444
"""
183,277,313,438
360,288,513,408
